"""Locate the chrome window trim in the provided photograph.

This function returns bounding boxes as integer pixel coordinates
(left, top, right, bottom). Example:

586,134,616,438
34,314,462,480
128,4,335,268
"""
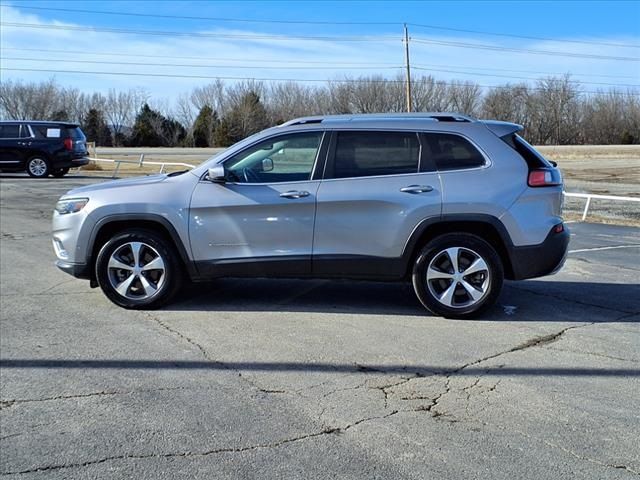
325,129,423,181
199,130,326,185
422,130,493,172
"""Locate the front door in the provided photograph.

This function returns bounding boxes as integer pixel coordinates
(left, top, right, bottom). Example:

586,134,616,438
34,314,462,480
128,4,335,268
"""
189,131,326,277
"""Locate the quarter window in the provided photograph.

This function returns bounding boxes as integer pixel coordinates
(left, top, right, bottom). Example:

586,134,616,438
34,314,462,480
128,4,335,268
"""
424,133,485,171
225,132,323,183
331,131,419,179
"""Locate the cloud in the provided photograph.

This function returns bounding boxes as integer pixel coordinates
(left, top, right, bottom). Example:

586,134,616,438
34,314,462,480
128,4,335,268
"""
1,4,638,105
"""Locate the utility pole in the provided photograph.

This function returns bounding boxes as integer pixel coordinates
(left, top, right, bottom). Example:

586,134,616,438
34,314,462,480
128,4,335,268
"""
404,23,412,113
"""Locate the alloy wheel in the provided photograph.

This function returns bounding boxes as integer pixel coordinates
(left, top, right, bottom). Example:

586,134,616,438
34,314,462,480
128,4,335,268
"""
28,158,48,177
107,241,166,300
426,247,490,309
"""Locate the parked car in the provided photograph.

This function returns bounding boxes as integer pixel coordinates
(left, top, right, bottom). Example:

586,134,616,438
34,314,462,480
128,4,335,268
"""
0,120,89,177
52,113,568,318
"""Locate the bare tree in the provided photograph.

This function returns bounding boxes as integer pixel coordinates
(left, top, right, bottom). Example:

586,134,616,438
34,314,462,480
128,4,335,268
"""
412,76,450,112
447,80,482,117
104,88,147,144
191,79,226,114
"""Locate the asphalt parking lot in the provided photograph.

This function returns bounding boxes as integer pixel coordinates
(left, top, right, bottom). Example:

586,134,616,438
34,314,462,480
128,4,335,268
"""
1,175,639,479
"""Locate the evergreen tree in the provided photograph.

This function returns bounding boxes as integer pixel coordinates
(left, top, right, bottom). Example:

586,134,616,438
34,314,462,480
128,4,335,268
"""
82,108,111,146
224,91,269,144
192,104,219,147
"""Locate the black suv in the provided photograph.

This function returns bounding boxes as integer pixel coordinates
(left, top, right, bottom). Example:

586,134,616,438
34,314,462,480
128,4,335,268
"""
0,121,89,178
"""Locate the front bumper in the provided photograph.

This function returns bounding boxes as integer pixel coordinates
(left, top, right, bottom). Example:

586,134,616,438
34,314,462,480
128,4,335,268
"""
55,260,91,280
508,225,570,280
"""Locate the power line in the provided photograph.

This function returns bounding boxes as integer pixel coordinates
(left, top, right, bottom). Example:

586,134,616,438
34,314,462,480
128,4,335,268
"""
408,23,640,49
3,22,637,62
0,4,400,26
0,22,400,42
5,57,636,88
3,47,636,80
411,67,640,88
0,47,401,66
4,68,639,95
412,38,640,62
2,57,404,71
4,4,638,49
411,63,639,80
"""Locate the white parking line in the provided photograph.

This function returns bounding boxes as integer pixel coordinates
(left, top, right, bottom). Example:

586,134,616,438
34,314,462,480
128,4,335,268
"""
568,245,640,254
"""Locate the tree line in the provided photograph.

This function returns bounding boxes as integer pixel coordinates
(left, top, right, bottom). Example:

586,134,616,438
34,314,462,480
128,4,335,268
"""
1,75,638,146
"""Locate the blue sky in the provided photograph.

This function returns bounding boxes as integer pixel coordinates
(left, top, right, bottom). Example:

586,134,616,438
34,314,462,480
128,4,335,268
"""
1,0,639,104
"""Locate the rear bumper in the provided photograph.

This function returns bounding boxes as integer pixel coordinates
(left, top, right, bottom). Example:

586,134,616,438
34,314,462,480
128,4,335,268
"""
52,157,90,169
55,260,91,280
509,225,570,280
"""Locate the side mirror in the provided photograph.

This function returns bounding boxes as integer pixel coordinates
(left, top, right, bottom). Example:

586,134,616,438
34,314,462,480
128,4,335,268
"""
262,158,274,172
207,165,226,183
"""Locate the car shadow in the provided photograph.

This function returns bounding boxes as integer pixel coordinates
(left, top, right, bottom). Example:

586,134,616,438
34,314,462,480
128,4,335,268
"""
166,278,640,321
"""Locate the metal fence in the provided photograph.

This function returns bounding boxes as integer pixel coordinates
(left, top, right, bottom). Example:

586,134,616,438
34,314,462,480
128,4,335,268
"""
87,154,196,178
563,192,640,221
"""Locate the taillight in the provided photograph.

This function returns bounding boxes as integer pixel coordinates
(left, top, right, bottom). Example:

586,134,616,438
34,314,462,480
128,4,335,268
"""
528,168,562,187
64,138,73,151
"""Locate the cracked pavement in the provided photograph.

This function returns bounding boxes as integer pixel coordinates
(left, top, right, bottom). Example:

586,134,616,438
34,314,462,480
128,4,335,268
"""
1,176,639,479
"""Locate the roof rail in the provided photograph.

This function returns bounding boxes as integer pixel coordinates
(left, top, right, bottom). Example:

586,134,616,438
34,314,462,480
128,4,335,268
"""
279,112,474,127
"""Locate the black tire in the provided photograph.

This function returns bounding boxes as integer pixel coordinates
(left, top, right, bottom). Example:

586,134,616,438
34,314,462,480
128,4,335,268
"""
52,167,70,178
26,156,50,178
95,229,183,309
412,233,503,319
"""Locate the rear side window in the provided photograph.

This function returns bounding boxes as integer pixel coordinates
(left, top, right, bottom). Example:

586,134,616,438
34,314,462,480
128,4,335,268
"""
424,133,485,171
331,131,419,179
502,134,551,169
66,127,86,140
0,124,20,139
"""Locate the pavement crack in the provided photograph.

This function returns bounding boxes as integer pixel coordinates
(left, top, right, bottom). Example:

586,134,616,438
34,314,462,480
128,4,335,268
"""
1,412,400,475
511,428,640,476
141,312,286,394
454,323,593,372
543,346,639,364
0,386,199,409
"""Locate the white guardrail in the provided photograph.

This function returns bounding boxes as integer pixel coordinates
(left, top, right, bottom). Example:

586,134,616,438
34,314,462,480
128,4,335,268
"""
563,192,640,221
84,155,639,222
86,154,196,178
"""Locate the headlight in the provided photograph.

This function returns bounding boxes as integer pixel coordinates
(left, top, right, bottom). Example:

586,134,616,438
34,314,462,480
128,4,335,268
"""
55,198,89,215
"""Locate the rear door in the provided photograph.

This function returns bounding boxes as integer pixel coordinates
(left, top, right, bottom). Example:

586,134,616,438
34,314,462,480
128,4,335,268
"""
0,124,25,167
313,130,442,278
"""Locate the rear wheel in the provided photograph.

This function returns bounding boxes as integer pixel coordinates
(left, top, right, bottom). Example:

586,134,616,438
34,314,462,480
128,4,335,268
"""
26,157,50,178
52,167,70,178
95,229,182,309
412,233,503,318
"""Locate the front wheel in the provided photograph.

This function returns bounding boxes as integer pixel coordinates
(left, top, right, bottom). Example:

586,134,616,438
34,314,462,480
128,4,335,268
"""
95,229,182,309
412,233,503,319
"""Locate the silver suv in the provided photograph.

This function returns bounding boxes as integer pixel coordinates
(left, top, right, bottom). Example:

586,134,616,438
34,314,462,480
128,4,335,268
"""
52,113,568,318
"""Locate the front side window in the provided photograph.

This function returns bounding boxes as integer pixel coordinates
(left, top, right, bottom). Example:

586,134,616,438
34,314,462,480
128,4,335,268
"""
423,133,485,171
224,132,323,183
0,124,20,139
331,131,420,179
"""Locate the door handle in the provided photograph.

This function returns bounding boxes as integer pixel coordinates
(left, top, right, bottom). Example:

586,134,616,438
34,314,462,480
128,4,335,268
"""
400,185,434,194
280,190,310,199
